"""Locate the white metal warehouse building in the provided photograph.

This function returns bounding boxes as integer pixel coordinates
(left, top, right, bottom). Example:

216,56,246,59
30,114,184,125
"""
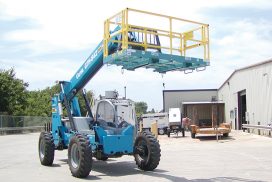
218,59,272,130
163,58,272,134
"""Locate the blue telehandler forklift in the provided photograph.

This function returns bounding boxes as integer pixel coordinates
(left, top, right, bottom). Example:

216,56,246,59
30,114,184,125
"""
38,8,210,178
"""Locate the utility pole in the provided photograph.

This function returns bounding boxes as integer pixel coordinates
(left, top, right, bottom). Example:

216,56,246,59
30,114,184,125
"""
124,86,126,99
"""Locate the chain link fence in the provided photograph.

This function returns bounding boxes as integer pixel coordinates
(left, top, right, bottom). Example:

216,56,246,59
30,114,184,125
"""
0,115,51,134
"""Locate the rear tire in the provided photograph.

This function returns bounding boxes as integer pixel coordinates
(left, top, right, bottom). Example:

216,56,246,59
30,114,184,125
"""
223,133,229,137
68,135,92,178
95,155,108,161
134,131,161,171
158,128,165,135
182,129,185,137
191,132,196,138
167,128,170,137
39,132,55,166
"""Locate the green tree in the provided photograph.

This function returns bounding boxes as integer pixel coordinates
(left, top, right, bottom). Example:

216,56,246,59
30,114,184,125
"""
24,84,61,116
77,90,94,116
148,108,155,113
0,68,95,117
25,84,94,117
0,68,28,115
135,101,148,117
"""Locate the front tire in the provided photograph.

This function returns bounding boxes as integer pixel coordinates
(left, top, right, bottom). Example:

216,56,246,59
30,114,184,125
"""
68,135,92,178
158,128,165,135
167,128,170,137
223,133,229,137
134,131,161,171
39,132,55,166
191,132,196,138
182,129,185,137
95,154,108,161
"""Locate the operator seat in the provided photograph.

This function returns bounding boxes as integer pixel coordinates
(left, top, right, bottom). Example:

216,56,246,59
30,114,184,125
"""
72,117,94,135
95,118,130,135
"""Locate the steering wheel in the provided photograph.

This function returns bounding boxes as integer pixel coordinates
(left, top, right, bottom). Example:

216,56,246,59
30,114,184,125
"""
118,120,130,128
116,116,124,121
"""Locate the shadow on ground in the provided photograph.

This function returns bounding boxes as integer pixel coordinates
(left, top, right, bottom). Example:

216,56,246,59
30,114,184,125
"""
168,135,187,139
196,135,236,143
80,160,263,182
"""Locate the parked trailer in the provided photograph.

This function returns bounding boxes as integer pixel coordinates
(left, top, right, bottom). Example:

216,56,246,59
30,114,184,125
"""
183,101,231,138
142,113,168,135
167,108,185,137
190,123,231,138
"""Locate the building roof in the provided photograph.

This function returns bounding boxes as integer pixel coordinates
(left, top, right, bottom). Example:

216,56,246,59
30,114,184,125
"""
142,112,168,117
163,59,272,93
163,89,217,93
219,58,272,90
182,101,224,105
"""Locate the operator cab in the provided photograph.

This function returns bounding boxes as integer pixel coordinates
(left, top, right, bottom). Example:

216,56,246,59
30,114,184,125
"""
63,91,135,135
95,100,119,127
93,91,135,135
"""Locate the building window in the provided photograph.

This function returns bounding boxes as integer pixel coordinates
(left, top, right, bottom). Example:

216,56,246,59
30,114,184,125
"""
230,110,234,119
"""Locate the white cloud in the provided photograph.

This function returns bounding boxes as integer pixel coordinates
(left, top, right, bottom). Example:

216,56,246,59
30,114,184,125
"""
1,0,272,110
0,59,76,88
212,19,272,68
2,0,270,53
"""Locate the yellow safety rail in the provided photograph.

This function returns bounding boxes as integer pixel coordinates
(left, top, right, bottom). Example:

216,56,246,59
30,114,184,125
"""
104,8,210,61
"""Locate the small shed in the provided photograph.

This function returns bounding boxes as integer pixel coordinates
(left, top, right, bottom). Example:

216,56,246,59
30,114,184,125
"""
182,101,225,127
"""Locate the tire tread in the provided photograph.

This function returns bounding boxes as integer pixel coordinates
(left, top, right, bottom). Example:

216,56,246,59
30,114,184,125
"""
134,131,161,171
39,131,55,166
68,134,92,178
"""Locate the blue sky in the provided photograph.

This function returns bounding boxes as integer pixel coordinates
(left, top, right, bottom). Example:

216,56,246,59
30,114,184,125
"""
0,0,272,111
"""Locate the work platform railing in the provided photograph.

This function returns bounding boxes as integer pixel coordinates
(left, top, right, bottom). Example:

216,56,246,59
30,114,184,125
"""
103,8,209,61
103,8,210,73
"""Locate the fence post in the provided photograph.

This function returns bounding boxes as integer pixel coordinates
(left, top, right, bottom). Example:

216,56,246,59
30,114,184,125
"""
258,122,261,135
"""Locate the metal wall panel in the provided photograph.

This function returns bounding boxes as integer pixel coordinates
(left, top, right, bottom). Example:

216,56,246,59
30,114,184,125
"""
218,61,272,129
163,90,218,112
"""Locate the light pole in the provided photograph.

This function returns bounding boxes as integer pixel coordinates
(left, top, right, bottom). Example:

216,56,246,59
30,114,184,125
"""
124,86,126,99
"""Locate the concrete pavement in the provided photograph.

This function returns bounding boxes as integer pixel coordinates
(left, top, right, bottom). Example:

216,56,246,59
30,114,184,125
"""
0,131,271,182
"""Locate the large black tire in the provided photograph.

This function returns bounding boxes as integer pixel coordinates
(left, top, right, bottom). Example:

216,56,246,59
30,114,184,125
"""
158,128,165,135
191,132,196,138
134,131,161,171
39,132,55,166
167,128,170,138
182,129,185,137
68,135,92,178
223,133,229,137
95,154,108,161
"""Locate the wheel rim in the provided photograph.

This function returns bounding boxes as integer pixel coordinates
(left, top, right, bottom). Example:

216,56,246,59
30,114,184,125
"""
135,140,149,163
39,139,45,160
159,129,164,135
71,143,80,169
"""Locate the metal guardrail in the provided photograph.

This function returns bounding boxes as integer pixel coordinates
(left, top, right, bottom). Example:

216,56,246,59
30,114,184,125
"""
0,115,50,135
0,115,50,128
242,124,272,130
